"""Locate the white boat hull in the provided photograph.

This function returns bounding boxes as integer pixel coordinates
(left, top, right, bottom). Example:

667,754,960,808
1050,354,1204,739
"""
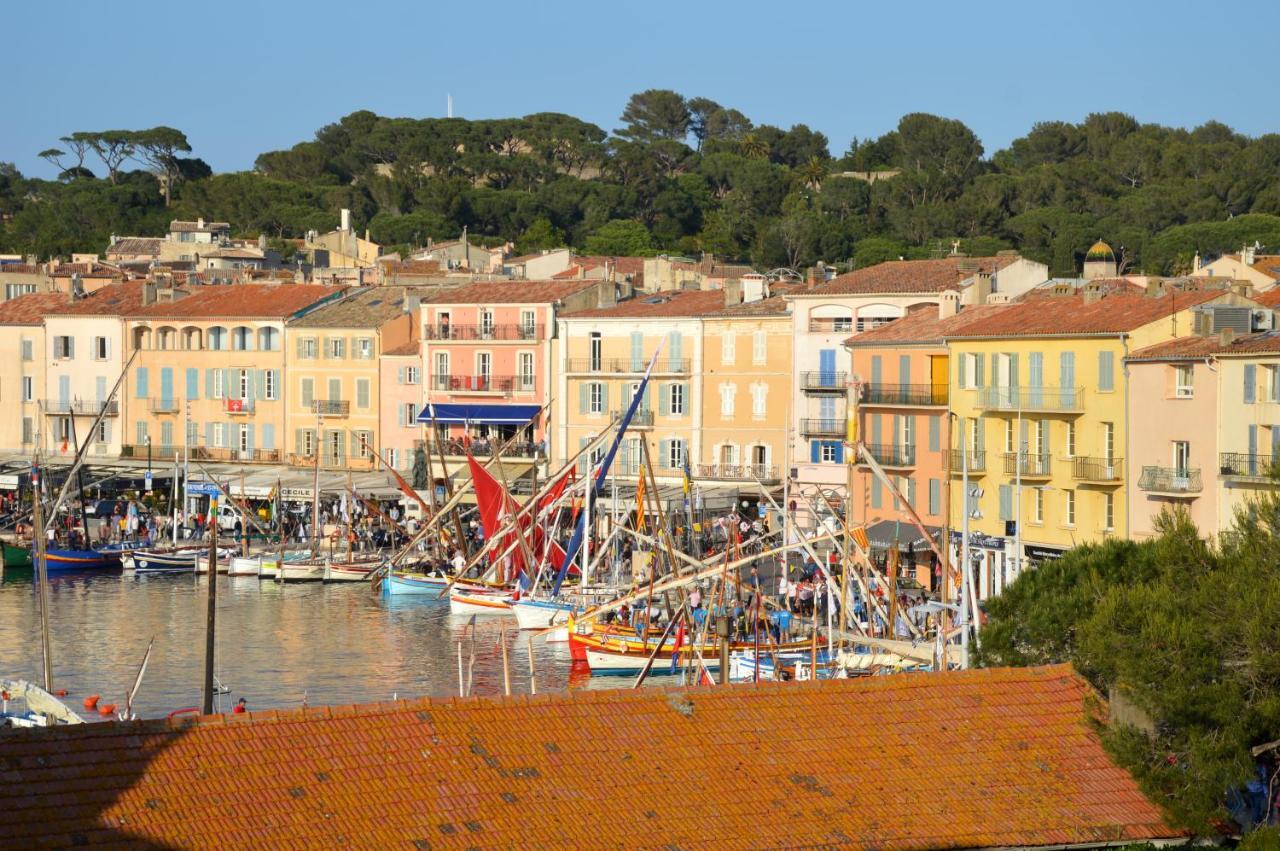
512,600,572,630
227,556,261,577
278,562,326,582
449,591,513,616
325,563,378,582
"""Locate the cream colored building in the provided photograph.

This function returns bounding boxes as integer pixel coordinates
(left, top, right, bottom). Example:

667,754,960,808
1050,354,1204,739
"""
0,293,68,454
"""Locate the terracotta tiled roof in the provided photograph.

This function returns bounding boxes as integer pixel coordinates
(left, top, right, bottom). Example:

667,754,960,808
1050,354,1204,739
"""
0,264,43,275
49,262,123,279
709,292,795,317
0,292,78,325
0,665,1181,849
1216,253,1280,280
170,220,229,233
566,288,726,318
46,281,151,317
944,289,1230,338
382,340,420,356
845,303,1009,346
106,238,163,257
289,287,426,328
419,279,595,305
1126,335,1226,360
132,284,345,320
806,256,1020,296
1254,288,1280,308
381,260,441,276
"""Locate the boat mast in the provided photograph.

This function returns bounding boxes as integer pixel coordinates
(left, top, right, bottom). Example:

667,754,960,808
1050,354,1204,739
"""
31,450,53,693
68,416,89,541
311,407,321,558
202,489,218,714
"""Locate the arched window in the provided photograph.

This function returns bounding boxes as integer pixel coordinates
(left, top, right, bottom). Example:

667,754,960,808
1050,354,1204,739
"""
258,327,278,351
132,326,152,351
853,303,904,332
181,326,202,350
809,304,854,334
156,326,177,350
208,326,227,351
232,326,253,351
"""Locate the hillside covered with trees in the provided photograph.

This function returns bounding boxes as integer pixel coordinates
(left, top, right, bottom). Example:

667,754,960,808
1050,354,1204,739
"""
5,90,1280,275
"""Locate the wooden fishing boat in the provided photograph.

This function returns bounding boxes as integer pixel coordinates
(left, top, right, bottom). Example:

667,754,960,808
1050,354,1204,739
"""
728,649,841,683
448,587,514,616
272,557,326,582
512,598,572,630
226,555,261,577
132,548,201,574
324,559,381,582
570,617,817,676
37,547,122,573
3,542,32,568
382,570,449,595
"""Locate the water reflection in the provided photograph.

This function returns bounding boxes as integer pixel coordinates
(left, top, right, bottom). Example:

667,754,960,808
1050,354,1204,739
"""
0,568,607,719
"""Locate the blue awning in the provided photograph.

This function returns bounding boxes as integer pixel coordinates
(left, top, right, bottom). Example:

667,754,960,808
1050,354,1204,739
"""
418,403,540,425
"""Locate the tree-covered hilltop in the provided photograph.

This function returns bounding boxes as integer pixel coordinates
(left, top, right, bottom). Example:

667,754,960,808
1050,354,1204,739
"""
5,91,1280,273
977,500,1280,835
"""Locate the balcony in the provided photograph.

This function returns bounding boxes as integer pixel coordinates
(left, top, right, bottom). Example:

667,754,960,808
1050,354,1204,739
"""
192,447,281,464
120,443,180,461
223,398,255,414
858,443,916,469
862,383,948,407
289,453,376,471
976,386,1084,414
696,464,781,484
564,358,690,374
1138,466,1202,496
148,398,181,414
949,449,987,474
807,318,855,334
1072,456,1122,483
427,440,544,459
423,323,544,341
800,418,845,437
430,374,516,394
43,400,119,417
312,400,350,417
800,371,848,393
611,409,654,428
1219,452,1280,482
1002,452,1052,478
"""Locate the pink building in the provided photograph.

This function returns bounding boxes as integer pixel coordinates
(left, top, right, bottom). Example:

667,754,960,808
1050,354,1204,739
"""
419,280,604,471
1125,337,1221,539
380,340,423,474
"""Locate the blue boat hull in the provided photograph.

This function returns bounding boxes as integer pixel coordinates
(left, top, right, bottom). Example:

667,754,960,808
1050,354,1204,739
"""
37,548,122,573
383,572,449,596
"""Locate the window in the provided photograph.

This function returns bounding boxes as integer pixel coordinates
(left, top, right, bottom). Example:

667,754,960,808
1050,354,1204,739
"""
1268,365,1280,403
356,431,373,458
899,415,915,449
264,370,277,400
1033,488,1044,524
820,442,838,463
1172,441,1191,476
186,420,198,447
406,366,420,385
213,423,227,448
212,370,225,400
476,352,492,381
832,316,854,332
402,403,418,428
95,420,108,443
238,424,249,453
1174,364,1194,398
385,448,399,470
719,383,736,418
301,378,314,408
589,382,604,414
1004,419,1014,453
518,353,534,391
93,336,108,360
238,369,250,401
22,377,32,402
853,316,886,332
1102,421,1115,462
751,383,767,418
520,310,537,338
722,332,736,365
356,337,373,359
208,327,227,351
1098,350,1115,392
752,331,767,365
1064,489,1076,527
53,336,73,359
20,338,32,361
1065,420,1076,458
22,417,32,445
480,310,495,338
301,429,315,457
232,327,252,351
589,333,602,371
958,352,984,389
299,337,317,359
669,383,685,416
326,337,346,359
258,328,279,351
433,353,449,382
667,439,687,470
1103,492,1114,531
136,420,149,446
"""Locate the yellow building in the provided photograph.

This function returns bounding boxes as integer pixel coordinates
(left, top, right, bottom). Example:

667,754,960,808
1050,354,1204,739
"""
944,284,1255,598
123,284,344,464
283,288,419,471
556,289,718,482
699,293,792,487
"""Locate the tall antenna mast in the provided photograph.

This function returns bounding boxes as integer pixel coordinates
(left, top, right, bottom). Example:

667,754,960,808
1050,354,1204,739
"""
447,94,453,118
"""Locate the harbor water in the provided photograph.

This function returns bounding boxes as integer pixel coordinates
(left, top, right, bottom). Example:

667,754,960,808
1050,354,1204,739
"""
0,568,613,718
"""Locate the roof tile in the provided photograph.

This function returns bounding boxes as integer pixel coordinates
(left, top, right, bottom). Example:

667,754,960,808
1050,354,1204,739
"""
806,256,1020,296
944,289,1231,338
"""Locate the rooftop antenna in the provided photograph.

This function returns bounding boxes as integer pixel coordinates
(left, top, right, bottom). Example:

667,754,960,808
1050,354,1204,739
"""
447,94,454,119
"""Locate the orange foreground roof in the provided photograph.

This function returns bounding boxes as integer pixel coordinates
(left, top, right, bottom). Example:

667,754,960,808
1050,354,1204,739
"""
0,664,1180,849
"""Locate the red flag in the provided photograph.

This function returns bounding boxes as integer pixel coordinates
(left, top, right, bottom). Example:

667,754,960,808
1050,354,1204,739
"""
466,453,526,579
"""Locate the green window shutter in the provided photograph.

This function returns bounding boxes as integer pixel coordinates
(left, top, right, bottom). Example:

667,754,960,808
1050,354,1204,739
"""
898,355,910,385
928,479,941,516
295,429,304,454
600,383,610,413
957,353,967,388
871,477,882,509
870,356,882,387
397,366,405,384
186,367,199,400
1244,364,1257,403
659,383,671,415
261,424,274,451
999,484,1013,521
1099,351,1114,391
578,382,589,414
975,354,985,388
204,369,213,398
630,332,643,370
302,379,313,407
870,414,882,446
357,379,370,409
1009,353,1019,388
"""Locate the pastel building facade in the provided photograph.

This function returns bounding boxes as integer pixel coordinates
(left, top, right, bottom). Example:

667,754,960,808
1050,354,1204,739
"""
0,293,69,454
379,341,425,474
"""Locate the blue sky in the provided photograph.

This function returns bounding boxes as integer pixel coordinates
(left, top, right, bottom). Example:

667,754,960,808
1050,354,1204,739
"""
8,0,1278,178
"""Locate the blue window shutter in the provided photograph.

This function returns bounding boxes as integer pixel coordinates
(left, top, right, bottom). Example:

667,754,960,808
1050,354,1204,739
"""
205,422,214,447
899,355,910,385
601,383,610,413
160,368,173,403
928,479,941,516
870,355,882,388
630,332,643,370
246,424,255,452
810,440,820,463
660,439,671,467
1245,364,1257,403
871,414,882,446
833,441,844,464
578,382,588,413
205,369,214,398
819,349,836,382
186,367,198,400
999,484,1013,521
1009,353,1019,388
871,477,882,509
1029,353,1043,387
975,354,985,388
659,383,671,415
262,424,275,451
1272,425,1280,463
135,367,148,399
1099,351,1114,391
928,415,940,452
957,353,967,388
1060,352,1075,388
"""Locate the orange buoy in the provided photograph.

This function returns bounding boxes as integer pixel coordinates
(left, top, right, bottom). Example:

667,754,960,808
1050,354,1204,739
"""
98,703,116,716
84,694,100,710
55,689,68,697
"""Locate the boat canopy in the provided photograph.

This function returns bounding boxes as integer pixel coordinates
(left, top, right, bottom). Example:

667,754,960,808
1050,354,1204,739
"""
418,404,541,425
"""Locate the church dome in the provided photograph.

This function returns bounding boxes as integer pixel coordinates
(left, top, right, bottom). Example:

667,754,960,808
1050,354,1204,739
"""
1086,240,1115,260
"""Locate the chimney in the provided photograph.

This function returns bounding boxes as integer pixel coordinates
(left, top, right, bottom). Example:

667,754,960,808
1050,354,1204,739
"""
1232,281,1253,298
938,290,960,320
142,282,157,306
258,234,268,251
1220,327,1235,347
1193,251,1202,272
1083,287,1104,305
806,267,818,286
364,229,371,243
596,279,616,308
340,209,351,232
723,278,743,308
197,217,205,230
1243,243,1257,266
970,272,993,305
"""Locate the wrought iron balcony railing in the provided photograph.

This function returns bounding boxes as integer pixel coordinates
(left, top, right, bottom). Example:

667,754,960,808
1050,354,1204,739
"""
1138,466,1202,494
861,383,947,406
